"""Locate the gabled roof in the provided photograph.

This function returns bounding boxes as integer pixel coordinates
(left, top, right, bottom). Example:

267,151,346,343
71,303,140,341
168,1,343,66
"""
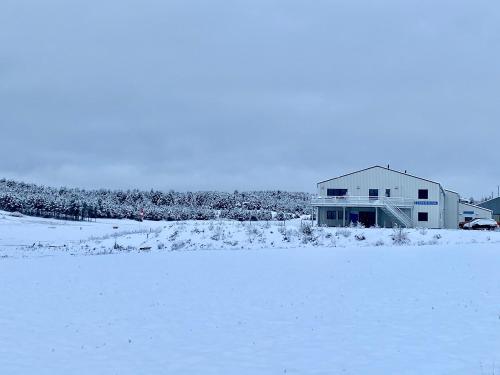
460,201,493,213
317,165,443,188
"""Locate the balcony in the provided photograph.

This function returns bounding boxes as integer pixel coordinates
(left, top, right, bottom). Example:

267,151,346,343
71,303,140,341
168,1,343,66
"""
311,196,415,208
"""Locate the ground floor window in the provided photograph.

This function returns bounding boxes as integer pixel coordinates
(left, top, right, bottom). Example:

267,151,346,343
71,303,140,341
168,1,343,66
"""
326,210,344,221
327,211,337,220
418,212,429,222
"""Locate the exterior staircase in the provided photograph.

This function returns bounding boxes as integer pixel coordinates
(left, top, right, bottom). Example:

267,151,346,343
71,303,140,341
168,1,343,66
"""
380,199,413,228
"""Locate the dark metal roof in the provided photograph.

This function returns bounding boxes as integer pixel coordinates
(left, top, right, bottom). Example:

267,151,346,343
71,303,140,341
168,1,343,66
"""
478,197,500,214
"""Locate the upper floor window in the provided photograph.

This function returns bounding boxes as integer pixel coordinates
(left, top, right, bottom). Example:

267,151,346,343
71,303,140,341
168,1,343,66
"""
327,189,347,197
418,189,429,199
385,189,391,197
369,189,379,200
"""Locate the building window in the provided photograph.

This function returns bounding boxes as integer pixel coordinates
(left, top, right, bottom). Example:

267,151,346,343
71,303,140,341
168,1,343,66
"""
418,189,429,199
327,211,337,220
464,217,473,222
369,189,379,200
385,189,391,197
327,189,348,197
418,212,429,222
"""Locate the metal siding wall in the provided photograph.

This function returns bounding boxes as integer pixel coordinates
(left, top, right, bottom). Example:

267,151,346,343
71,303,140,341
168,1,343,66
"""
444,191,459,229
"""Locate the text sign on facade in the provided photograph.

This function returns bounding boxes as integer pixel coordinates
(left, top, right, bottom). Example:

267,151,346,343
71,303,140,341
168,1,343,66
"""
415,201,439,206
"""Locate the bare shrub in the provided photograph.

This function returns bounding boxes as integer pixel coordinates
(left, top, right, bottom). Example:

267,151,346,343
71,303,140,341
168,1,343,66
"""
278,223,290,242
391,227,410,245
169,230,179,241
301,222,313,236
171,240,191,251
299,222,318,244
282,229,292,242
355,233,366,241
246,225,264,244
210,224,225,241
336,229,352,238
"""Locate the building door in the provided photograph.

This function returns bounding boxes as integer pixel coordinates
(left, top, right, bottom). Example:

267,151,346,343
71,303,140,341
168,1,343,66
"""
349,212,359,224
359,211,376,227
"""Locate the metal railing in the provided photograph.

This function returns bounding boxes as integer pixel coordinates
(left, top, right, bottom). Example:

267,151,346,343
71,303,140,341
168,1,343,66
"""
311,196,415,207
382,198,413,227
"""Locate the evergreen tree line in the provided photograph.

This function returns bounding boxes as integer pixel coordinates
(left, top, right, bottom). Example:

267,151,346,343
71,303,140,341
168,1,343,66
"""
0,178,312,222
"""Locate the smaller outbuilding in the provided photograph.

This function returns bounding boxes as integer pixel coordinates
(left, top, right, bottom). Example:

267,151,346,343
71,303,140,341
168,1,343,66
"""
458,202,493,224
478,197,500,222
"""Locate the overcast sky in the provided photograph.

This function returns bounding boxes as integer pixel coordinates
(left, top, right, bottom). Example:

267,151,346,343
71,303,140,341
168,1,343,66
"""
1,0,499,197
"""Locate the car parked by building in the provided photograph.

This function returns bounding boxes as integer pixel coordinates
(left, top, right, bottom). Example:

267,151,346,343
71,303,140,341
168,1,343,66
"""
462,218,498,230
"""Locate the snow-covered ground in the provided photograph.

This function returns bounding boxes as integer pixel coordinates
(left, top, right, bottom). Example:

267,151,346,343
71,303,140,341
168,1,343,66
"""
0,210,499,257
1,211,500,374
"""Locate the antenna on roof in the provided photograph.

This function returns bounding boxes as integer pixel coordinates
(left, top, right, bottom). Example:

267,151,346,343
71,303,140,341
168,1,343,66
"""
404,170,407,174
387,164,390,169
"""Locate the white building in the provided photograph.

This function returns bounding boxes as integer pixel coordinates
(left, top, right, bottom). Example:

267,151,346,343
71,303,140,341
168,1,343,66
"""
458,201,493,224
312,166,491,229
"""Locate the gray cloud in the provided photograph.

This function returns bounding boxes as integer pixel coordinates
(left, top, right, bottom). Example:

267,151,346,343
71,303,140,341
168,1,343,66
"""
1,0,499,197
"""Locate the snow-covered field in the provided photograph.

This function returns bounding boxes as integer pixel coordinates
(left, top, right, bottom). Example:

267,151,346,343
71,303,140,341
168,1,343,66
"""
1,211,500,374
0,210,499,257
